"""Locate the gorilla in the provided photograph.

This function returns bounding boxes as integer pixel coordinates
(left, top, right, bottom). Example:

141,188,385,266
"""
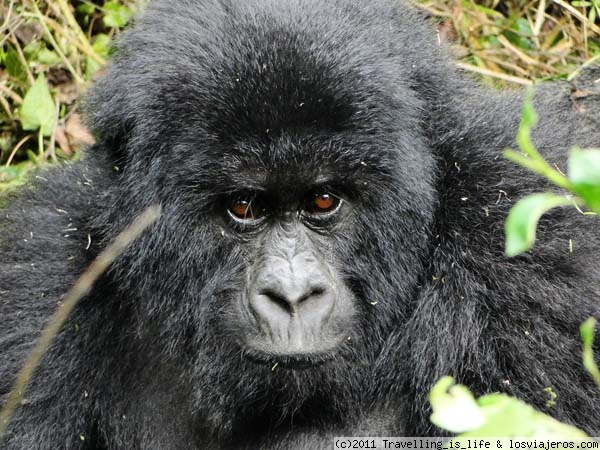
1,0,600,448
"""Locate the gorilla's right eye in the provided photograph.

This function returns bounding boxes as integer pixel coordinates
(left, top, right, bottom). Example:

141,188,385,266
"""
227,197,266,224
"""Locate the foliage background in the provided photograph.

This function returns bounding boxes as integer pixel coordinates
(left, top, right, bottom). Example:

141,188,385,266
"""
0,0,599,189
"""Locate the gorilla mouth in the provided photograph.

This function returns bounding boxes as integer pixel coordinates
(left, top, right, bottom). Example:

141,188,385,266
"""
242,347,338,370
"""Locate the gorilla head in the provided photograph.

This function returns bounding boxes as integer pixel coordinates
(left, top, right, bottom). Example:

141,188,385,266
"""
83,0,439,436
2,0,600,448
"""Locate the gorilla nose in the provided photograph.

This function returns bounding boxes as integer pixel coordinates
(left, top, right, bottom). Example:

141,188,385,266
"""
249,277,336,322
259,285,327,312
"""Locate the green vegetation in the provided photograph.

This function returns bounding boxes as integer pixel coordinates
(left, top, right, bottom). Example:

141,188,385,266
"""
429,314,600,437
431,256,599,437
0,0,146,189
504,90,600,257
416,0,600,86
429,376,590,437
430,83,600,440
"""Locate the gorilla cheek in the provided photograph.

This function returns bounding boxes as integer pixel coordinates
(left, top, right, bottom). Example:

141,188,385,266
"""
237,223,356,359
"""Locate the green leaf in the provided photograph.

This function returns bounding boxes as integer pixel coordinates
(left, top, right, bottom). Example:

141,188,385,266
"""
37,49,62,66
505,193,571,257
580,318,600,389
429,377,485,433
85,34,111,80
581,317,596,348
20,74,57,137
0,161,34,189
76,3,95,15
430,377,590,438
92,34,111,58
568,148,600,213
472,4,504,18
5,49,26,80
516,89,539,157
23,41,42,59
103,2,133,28
505,92,573,192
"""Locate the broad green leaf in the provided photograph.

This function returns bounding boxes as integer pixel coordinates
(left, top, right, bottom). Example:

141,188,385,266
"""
20,74,56,137
103,2,133,28
430,377,589,439
429,377,485,433
568,148,600,213
580,318,600,388
467,393,587,438
513,18,534,49
505,193,571,257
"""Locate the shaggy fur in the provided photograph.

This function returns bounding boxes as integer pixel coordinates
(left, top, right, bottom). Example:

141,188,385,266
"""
1,0,600,448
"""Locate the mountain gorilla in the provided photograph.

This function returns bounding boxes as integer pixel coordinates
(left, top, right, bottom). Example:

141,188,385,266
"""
1,0,600,448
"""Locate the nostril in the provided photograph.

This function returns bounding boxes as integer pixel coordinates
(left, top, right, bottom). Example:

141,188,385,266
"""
259,289,292,312
309,287,326,297
296,285,329,305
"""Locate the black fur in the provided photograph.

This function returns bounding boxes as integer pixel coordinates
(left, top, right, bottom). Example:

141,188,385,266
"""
1,0,600,448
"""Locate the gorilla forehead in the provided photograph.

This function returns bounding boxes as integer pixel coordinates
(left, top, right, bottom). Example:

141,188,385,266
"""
168,24,412,153
164,53,416,192
90,0,426,154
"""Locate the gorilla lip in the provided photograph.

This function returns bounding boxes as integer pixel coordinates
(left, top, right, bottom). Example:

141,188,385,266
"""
241,346,339,369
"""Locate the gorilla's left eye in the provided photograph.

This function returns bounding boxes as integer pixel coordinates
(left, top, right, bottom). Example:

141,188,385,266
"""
305,193,342,216
228,197,266,224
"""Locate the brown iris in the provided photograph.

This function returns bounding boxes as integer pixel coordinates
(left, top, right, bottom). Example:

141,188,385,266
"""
306,193,340,215
228,198,264,222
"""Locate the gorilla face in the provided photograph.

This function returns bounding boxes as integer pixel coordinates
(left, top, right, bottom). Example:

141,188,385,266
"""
230,192,357,359
86,0,439,433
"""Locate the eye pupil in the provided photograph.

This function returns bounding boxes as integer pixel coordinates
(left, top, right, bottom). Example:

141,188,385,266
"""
231,200,251,219
314,194,334,210
308,193,340,215
227,194,267,226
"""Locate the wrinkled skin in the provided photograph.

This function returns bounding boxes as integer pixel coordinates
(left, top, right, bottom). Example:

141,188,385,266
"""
1,0,600,449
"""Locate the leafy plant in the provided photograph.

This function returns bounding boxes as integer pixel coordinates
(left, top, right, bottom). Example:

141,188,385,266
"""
20,74,56,138
504,90,600,257
429,377,591,438
581,318,600,389
0,1,144,189
429,88,600,439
